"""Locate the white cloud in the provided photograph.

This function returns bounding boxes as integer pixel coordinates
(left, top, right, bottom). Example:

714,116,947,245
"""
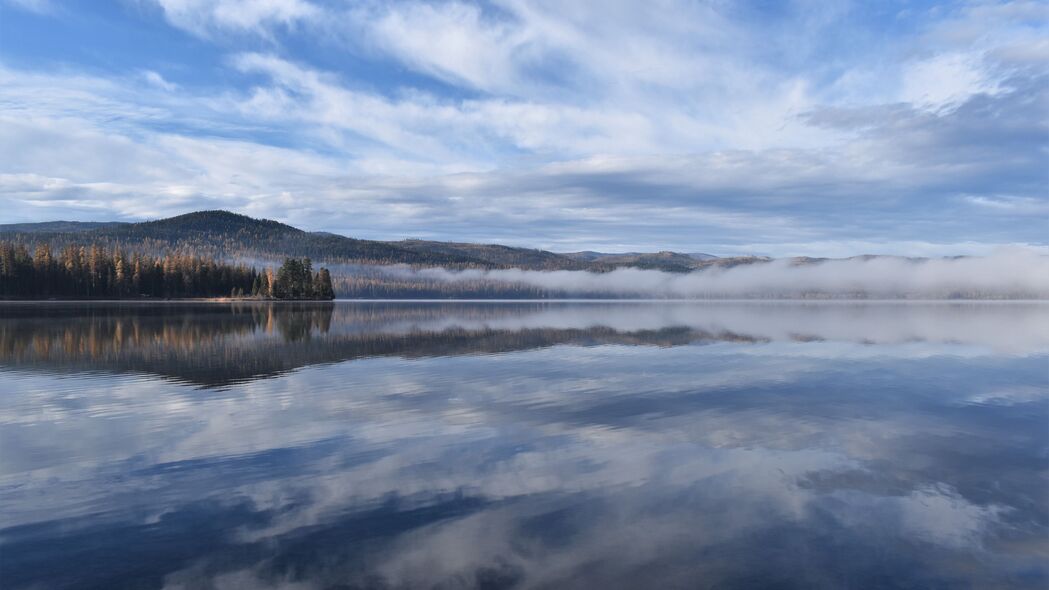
362,2,527,93
345,0,832,153
900,52,996,107
150,0,319,38
0,1,1044,254
142,70,178,92
963,195,1049,214
0,58,1043,252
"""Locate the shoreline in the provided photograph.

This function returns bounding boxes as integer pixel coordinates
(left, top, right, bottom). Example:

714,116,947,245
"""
0,297,334,303
0,298,1046,304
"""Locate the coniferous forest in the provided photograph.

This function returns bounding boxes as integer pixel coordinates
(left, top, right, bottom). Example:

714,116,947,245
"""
0,241,334,300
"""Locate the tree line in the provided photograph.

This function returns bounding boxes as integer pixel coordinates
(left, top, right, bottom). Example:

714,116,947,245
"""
0,241,333,300
254,257,335,300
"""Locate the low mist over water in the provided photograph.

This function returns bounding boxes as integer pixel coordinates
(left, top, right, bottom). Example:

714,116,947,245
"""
387,249,1049,299
1,301,1046,589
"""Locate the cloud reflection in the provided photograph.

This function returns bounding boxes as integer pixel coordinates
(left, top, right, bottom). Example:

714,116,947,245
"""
0,302,1046,589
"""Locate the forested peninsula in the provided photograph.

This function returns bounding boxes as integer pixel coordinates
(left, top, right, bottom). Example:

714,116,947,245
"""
0,210,763,300
0,242,334,301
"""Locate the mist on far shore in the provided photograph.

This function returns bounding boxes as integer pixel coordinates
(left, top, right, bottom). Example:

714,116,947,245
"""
372,249,1049,299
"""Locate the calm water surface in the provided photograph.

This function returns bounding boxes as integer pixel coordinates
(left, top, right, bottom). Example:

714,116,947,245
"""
0,301,1046,589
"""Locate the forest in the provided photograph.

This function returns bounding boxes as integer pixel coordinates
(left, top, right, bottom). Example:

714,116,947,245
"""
0,242,334,300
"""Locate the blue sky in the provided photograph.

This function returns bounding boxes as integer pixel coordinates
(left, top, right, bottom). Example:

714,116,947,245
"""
0,0,1045,256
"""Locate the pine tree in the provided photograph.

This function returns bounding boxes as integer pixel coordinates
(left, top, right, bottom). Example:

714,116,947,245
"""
0,241,258,299
270,258,334,300
314,268,335,300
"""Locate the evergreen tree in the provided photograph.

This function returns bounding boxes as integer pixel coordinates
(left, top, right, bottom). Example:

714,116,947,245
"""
0,241,258,299
314,268,335,300
271,258,334,300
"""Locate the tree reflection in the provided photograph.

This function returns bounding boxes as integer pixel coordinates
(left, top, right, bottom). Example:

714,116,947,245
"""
2,301,1046,387
0,303,767,387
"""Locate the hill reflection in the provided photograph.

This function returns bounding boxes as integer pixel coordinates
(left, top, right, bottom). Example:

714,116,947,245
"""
0,301,1046,589
1,301,1046,387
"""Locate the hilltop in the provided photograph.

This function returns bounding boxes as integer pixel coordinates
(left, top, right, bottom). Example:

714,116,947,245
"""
3,211,480,267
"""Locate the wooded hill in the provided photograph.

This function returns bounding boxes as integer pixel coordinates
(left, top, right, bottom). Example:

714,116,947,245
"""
0,210,764,272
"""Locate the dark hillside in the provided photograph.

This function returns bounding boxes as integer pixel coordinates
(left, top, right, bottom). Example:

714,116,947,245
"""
391,239,587,270
0,221,128,233
2,211,483,267
124,210,301,237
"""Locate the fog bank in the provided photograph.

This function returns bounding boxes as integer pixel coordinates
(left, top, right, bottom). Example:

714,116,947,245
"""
388,250,1048,299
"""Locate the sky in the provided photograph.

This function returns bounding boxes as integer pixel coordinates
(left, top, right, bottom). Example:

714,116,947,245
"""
0,0,1045,256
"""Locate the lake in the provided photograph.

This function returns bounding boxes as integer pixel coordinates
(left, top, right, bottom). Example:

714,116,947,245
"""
0,301,1046,589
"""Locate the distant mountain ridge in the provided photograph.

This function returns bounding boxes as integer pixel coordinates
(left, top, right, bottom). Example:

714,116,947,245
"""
0,221,128,233
1,210,756,272
563,250,723,272
2,211,480,268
